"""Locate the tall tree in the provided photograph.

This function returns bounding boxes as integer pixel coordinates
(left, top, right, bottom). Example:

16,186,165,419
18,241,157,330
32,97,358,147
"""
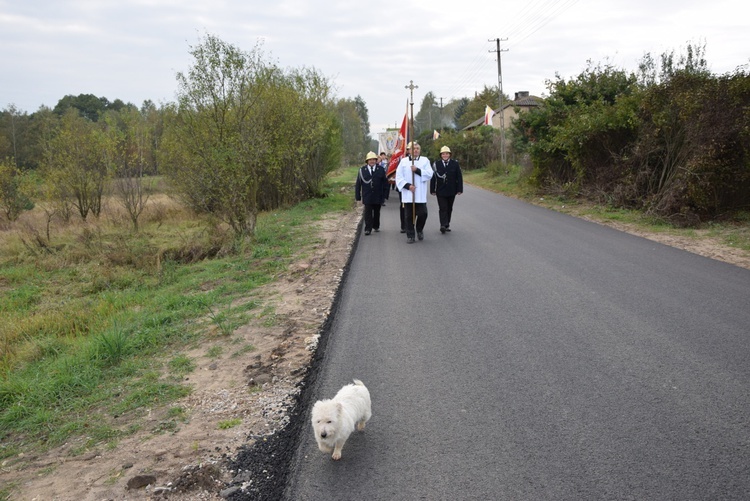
163,33,338,237
353,95,371,148
53,94,107,121
0,157,33,221
163,33,274,238
414,91,438,134
45,109,108,219
336,98,368,166
103,108,153,231
452,97,470,129
1,105,21,166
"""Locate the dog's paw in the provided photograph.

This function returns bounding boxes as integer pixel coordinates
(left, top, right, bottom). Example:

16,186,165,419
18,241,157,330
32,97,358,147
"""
331,451,342,461
356,421,366,431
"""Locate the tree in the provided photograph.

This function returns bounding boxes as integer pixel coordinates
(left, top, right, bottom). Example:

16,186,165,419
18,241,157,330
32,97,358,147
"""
54,94,107,121
353,95,371,146
1,105,20,167
0,105,40,170
0,157,33,221
52,94,136,122
414,92,438,134
46,109,108,220
254,66,339,209
458,86,507,129
164,34,271,237
163,33,341,239
336,98,369,166
452,97,470,129
139,100,163,175
103,108,153,231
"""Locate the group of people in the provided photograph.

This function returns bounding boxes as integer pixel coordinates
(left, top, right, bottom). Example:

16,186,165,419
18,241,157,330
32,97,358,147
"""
354,142,463,244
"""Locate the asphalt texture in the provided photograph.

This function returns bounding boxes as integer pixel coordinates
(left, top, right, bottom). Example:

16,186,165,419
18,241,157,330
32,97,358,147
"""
228,184,750,501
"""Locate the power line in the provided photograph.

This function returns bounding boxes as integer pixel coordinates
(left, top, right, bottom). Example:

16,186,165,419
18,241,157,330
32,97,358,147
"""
506,0,580,49
444,40,495,99
441,0,581,109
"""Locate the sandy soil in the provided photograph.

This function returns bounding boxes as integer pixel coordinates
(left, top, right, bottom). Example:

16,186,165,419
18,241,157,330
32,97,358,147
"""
1,202,747,500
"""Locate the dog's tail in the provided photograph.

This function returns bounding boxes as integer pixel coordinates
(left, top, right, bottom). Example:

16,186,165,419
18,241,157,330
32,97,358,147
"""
352,379,365,386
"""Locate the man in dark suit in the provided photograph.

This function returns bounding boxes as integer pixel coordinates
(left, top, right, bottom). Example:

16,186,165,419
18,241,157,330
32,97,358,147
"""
430,145,463,234
355,151,389,235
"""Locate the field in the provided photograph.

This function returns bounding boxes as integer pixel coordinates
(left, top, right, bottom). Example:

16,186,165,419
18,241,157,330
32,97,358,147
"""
0,169,360,499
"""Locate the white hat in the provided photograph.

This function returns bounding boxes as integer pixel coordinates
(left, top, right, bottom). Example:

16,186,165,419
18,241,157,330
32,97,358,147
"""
440,146,451,154
365,151,378,161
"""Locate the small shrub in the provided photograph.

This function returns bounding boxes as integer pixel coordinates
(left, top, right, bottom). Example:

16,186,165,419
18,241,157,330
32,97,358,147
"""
217,418,242,429
92,327,131,367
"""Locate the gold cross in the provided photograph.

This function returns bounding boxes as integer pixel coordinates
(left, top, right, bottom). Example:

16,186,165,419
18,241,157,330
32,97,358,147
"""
405,80,418,104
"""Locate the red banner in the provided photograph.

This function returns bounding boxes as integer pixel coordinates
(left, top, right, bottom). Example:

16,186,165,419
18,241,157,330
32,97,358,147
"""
386,111,408,180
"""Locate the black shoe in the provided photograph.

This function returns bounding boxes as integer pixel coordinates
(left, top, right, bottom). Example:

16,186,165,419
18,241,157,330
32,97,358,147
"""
445,227,451,232
374,228,379,232
407,237,415,244
440,226,446,234
365,230,371,235
417,232,424,241
400,228,406,233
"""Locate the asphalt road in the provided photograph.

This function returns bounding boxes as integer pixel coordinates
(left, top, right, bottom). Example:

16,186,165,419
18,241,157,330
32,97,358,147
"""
283,184,750,500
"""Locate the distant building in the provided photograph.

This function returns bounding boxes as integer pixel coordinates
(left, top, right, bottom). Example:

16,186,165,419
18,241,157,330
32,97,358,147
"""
462,91,543,131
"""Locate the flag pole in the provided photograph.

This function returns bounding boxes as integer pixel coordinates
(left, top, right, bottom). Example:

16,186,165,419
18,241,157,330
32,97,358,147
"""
405,80,418,226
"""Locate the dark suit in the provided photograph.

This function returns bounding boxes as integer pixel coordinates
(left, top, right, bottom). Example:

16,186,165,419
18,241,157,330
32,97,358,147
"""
355,163,389,232
430,158,463,230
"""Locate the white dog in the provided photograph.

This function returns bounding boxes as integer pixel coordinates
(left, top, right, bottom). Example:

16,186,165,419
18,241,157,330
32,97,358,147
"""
311,379,372,460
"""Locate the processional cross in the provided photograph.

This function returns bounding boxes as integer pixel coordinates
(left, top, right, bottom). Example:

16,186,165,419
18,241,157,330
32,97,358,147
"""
405,80,418,224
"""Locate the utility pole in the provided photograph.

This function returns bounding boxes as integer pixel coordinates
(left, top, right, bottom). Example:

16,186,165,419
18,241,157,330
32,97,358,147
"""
436,97,445,130
489,38,508,164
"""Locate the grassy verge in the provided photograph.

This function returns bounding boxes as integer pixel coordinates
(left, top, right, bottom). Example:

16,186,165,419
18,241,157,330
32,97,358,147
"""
463,165,750,254
0,169,356,465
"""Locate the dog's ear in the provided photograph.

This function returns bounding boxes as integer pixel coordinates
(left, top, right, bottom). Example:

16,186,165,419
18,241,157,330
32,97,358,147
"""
336,402,343,416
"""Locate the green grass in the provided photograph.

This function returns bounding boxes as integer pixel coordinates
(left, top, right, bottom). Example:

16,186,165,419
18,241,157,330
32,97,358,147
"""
206,345,224,358
217,418,242,429
0,484,14,501
0,168,356,462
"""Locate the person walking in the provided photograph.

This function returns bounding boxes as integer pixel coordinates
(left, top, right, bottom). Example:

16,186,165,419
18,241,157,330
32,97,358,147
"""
378,152,388,170
393,145,408,233
355,151,389,235
395,142,433,243
379,152,389,206
430,145,463,233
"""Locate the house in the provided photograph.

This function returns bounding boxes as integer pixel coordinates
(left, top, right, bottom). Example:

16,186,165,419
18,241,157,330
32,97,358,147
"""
462,91,543,131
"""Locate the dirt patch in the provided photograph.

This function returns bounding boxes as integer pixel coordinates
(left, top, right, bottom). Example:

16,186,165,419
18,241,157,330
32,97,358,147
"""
2,201,748,500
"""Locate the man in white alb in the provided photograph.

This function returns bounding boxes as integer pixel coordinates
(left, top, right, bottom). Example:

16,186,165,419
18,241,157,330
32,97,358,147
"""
395,142,433,244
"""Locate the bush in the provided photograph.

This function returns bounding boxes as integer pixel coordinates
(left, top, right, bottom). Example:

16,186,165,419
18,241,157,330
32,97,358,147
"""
0,158,34,221
433,126,502,170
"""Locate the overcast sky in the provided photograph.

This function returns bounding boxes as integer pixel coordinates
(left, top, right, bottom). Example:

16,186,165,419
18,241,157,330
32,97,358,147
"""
2,0,748,138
